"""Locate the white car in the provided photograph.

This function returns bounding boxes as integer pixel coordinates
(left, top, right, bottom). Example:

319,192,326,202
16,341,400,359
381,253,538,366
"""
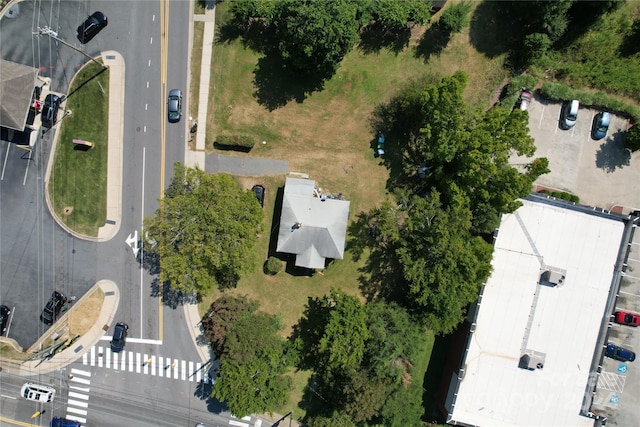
21,382,55,402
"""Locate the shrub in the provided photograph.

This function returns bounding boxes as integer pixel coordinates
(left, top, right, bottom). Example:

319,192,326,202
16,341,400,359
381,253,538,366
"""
626,124,640,152
538,189,579,203
439,1,472,34
215,134,255,151
539,82,640,122
264,256,283,275
500,74,538,109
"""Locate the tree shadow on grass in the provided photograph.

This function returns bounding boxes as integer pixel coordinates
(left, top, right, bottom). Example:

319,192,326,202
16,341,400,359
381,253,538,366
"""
252,55,328,111
358,22,411,55
468,1,525,59
414,22,451,62
595,129,631,173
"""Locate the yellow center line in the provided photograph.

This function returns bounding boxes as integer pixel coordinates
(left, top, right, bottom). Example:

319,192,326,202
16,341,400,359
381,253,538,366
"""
158,0,171,341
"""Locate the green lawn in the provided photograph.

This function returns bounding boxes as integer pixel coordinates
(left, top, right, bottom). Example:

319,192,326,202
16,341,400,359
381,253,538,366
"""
49,62,109,236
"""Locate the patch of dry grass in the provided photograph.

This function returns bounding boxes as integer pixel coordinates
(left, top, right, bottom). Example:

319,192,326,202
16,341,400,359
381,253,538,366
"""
68,288,105,337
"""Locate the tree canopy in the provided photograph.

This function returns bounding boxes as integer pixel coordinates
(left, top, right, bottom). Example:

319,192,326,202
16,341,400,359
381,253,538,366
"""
144,164,263,294
205,296,292,416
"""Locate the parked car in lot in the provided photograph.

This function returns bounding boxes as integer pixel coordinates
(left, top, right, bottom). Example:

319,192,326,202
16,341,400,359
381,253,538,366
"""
592,111,610,140
614,310,640,326
41,94,60,128
167,89,182,123
77,11,108,44
40,291,67,325
252,184,265,207
0,305,11,335
560,99,579,129
517,88,533,111
111,322,129,352
21,383,55,402
606,343,636,362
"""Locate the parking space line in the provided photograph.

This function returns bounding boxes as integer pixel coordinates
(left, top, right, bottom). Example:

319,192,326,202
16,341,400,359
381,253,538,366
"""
619,289,640,297
1,144,10,180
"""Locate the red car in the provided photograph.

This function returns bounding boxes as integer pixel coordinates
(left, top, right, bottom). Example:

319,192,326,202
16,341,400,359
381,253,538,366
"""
614,311,640,327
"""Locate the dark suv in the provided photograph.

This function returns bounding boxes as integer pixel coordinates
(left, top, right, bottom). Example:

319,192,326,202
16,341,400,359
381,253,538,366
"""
40,291,67,325
77,11,108,44
111,322,129,352
41,94,60,128
1,305,11,335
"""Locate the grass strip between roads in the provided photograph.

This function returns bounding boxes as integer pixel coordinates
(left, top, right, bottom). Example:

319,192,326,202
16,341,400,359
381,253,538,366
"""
50,61,109,237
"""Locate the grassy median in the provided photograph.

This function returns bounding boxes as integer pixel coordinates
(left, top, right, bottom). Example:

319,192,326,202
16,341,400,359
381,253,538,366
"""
50,61,109,236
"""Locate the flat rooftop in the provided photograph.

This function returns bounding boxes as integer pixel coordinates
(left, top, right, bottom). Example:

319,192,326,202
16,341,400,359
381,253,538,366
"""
448,199,625,426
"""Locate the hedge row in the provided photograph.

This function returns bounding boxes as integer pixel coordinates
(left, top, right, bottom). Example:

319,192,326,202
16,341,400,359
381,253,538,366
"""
539,82,640,123
537,189,580,203
215,135,255,151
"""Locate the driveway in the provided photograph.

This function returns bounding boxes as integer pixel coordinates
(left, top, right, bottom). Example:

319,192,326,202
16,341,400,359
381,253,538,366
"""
205,153,288,176
512,95,640,212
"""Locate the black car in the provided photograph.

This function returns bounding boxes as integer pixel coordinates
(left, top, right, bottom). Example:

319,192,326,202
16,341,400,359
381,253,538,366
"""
41,94,60,128
252,185,265,207
40,291,67,325
77,11,108,44
111,322,129,352
0,305,11,335
167,89,182,123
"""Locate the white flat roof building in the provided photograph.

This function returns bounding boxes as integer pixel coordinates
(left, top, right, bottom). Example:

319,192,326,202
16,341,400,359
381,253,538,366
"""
446,198,626,427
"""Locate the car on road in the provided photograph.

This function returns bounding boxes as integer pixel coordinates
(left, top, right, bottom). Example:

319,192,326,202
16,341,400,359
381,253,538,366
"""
592,111,611,140
21,383,55,402
40,291,67,325
167,89,182,123
0,305,11,335
517,88,533,111
614,310,640,326
77,11,108,44
560,99,579,129
51,417,82,427
252,184,265,207
111,322,129,352
41,94,60,128
605,343,636,362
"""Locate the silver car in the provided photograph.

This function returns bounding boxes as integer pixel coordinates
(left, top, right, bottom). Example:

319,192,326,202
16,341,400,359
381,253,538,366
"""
168,89,182,123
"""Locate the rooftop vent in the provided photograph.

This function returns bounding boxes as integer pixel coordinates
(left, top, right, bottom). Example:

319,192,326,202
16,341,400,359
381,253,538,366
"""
519,350,546,371
540,268,566,287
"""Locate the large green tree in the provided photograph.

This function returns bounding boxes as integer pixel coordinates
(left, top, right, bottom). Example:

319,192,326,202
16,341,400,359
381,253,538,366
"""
209,298,292,416
144,164,263,293
201,295,259,354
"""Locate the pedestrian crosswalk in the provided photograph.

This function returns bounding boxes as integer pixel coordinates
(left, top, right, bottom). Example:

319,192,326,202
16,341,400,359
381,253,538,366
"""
66,368,91,424
81,345,212,383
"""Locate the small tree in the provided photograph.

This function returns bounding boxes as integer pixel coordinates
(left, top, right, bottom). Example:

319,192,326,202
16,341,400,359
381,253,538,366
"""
264,256,283,275
439,1,472,34
626,124,640,152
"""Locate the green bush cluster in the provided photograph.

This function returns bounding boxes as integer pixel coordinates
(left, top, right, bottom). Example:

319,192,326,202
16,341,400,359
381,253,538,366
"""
537,189,579,203
264,256,283,275
216,135,255,150
626,125,640,152
500,75,538,109
439,1,472,34
539,82,640,122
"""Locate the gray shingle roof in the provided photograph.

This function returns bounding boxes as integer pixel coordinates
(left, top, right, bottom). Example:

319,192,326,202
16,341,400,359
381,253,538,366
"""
276,177,350,269
0,60,39,131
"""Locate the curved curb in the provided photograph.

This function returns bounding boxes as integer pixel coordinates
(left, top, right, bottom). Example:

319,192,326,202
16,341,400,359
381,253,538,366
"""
17,280,120,376
43,51,125,243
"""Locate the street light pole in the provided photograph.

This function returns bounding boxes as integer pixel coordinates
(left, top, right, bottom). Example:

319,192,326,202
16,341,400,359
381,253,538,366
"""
37,26,107,69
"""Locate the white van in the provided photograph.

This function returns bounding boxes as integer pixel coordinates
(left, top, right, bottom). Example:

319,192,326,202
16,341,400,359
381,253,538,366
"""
21,382,55,402
561,100,579,129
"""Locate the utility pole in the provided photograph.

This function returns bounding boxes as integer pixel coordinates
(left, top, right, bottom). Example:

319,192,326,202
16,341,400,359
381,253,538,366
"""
37,26,107,69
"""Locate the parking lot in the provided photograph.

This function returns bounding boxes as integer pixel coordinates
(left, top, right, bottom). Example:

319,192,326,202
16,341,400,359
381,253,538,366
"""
511,95,640,212
590,225,640,426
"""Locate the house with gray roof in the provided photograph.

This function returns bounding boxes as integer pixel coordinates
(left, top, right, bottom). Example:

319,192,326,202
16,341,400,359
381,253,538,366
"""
276,177,350,269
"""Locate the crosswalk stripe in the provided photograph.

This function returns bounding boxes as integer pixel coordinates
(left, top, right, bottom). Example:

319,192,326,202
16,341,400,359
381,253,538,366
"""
70,385,90,393
90,346,96,367
82,351,88,365
70,376,90,385
143,354,149,375
188,361,194,382
129,351,134,372
181,360,186,381
136,352,141,373
158,356,164,378
67,407,88,415
97,346,104,368
121,351,127,371
196,362,202,382
151,355,157,376
106,348,111,369
229,421,250,427
71,368,91,377
68,399,89,408
66,414,86,423
174,359,179,379
69,391,89,400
